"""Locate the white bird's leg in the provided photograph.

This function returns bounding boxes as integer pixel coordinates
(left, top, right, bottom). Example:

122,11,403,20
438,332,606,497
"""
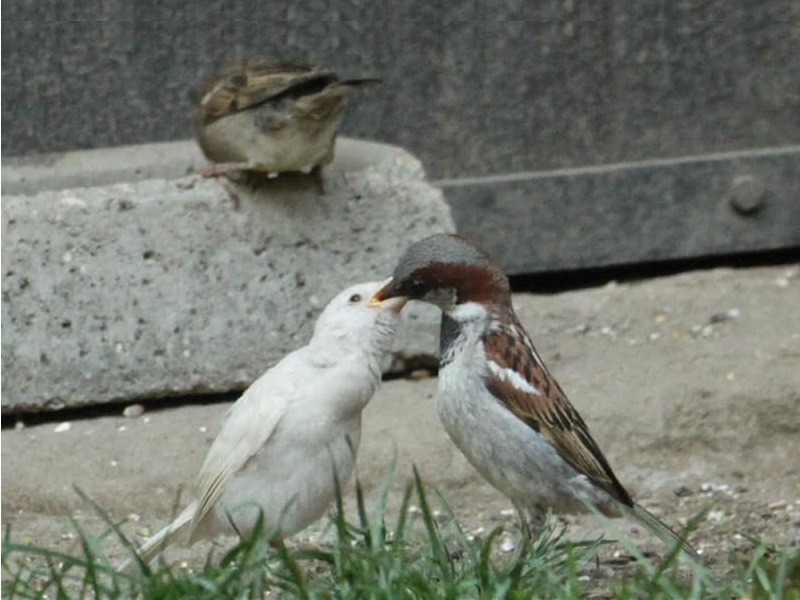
224,510,245,542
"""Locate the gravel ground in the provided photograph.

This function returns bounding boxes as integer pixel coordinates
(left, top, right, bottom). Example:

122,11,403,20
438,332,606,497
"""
3,263,799,589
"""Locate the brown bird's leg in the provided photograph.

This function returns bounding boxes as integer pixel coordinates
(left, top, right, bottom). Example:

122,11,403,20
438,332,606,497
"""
516,503,546,542
196,165,244,209
198,162,250,178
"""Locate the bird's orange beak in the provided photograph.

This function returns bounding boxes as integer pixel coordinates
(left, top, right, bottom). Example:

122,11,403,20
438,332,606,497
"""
368,277,407,312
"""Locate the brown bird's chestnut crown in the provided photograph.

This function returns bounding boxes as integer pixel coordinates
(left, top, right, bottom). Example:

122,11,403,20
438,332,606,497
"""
374,234,512,310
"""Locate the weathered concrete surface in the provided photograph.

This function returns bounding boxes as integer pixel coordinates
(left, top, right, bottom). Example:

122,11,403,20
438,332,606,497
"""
2,138,399,197
3,265,799,566
1,140,453,412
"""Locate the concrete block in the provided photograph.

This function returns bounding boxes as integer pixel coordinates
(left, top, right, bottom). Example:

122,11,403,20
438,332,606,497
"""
1,139,454,412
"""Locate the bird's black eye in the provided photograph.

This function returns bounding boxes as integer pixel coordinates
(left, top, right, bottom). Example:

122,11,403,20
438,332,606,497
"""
349,293,362,303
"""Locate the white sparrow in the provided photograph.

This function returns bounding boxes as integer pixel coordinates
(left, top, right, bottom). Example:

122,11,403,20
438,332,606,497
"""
370,234,697,558
123,282,406,570
193,62,379,180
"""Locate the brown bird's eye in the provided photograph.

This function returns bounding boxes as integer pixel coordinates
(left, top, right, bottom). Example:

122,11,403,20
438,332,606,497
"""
349,293,362,303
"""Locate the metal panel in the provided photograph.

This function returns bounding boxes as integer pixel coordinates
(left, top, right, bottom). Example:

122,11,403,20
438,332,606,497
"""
442,147,800,275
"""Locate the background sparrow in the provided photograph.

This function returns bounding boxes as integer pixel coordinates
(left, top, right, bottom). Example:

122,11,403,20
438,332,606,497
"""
370,233,697,558
123,281,406,569
193,62,379,181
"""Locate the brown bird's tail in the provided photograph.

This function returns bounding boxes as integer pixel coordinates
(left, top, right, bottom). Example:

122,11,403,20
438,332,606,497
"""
336,77,382,90
117,502,197,574
627,503,699,562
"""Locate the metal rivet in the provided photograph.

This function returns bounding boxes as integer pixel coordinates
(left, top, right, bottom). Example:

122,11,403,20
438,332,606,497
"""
729,175,766,216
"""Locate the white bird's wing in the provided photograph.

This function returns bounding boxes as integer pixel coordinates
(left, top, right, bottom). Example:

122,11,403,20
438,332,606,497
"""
189,351,305,535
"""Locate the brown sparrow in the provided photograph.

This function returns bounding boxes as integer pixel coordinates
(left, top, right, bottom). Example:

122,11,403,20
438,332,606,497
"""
193,62,379,181
370,234,698,559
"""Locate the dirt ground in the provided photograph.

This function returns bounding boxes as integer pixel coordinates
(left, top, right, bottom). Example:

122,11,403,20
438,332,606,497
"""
3,263,799,586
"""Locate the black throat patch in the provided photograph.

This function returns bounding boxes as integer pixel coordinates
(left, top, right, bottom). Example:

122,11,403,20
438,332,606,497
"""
439,314,461,367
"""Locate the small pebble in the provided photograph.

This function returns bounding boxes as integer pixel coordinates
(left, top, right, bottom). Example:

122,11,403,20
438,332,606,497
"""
674,485,693,497
708,510,725,523
117,425,127,432
654,314,667,324
500,509,516,517
575,323,590,335
110,460,118,467
710,309,740,323
775,277,790,288
127,513,141,522
123,404,145,418
700,482,729,494
54,422,71,433
199,426,208,433
500,536,516,553
175,179,196,190
726,371,736,381
432,509,449,524
408,505,421,516
143,416,152,424
649,332,661,341
769,500,787,510
14,421,25,431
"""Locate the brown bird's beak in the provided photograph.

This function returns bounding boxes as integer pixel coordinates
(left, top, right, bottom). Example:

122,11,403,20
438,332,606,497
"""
368,277,407,313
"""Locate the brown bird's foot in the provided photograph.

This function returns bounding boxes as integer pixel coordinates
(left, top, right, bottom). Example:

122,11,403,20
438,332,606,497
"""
517,505,546,542
197,162,250,178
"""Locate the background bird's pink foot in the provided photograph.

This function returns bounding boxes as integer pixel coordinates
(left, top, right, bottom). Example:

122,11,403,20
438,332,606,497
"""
197,163,250,178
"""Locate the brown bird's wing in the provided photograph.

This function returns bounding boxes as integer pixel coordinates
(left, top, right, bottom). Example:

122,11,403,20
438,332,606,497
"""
196,62,339,123
290,77,381,122
482,318,633,507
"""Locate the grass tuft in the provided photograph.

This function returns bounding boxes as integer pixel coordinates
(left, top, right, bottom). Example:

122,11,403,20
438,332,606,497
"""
2,467,797,599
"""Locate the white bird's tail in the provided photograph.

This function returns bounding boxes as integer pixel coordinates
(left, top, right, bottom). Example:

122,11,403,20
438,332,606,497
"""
118,501,197,573
627,503,699,561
